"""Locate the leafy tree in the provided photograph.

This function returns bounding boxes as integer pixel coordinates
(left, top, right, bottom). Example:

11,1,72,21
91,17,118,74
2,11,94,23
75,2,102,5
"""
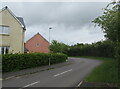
49,40,69,54
92,1,120,86
93,2,120,42
92,1,120,61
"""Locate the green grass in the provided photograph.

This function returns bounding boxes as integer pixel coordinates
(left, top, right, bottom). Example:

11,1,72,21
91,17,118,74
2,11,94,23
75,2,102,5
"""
80,57,118,83
71,56,118,83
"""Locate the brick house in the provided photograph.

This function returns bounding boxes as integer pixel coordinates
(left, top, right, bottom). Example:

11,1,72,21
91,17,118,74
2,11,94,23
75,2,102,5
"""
25,33,49,53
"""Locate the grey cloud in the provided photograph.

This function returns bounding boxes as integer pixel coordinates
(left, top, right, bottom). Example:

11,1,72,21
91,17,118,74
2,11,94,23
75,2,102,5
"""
2,2,108,28
1,2,108,44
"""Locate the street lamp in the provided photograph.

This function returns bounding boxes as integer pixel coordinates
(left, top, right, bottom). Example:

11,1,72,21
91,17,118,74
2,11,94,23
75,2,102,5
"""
49,27,52,66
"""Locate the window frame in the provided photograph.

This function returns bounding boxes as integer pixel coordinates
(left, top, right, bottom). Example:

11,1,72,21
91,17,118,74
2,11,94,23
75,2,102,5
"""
0,25,9,35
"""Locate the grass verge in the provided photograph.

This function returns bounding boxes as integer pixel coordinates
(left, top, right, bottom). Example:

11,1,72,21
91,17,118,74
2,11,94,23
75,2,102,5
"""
72,56,118,87
84,57,118,83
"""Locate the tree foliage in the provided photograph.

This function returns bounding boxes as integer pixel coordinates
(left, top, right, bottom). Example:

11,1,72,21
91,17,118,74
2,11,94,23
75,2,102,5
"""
49,40,115,58
49,40,69,54
92,2,120,86
67,40,115,58
93,2,120,42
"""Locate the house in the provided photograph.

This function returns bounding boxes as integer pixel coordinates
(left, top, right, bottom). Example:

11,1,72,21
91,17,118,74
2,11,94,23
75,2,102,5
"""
0,6,26,54
25,33,49,53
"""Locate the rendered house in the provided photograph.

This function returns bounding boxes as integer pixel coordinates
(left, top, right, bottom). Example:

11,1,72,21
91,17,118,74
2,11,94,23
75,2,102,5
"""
0,6,26,54
25,33,49,53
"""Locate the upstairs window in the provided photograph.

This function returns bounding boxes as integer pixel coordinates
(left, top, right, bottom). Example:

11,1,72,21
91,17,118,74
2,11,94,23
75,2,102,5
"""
0,26,9,34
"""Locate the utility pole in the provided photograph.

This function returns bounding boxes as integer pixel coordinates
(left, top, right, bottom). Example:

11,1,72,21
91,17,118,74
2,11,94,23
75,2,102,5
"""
49,27,52,66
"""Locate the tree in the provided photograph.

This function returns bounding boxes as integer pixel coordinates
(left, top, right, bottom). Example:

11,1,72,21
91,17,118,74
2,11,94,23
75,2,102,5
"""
49,40,69,54
92,2,120,87
93,2,120,42
92,1,120,59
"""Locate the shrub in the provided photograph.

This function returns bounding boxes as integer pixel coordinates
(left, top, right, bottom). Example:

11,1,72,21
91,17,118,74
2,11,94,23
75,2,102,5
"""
67,40,115,58
2,53,67,72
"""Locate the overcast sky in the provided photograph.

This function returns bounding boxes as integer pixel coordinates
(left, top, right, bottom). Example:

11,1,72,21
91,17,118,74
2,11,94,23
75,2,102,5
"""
1,2,111,45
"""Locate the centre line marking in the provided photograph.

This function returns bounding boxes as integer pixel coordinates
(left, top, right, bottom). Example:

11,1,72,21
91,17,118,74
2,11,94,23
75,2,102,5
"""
21,81,40,88
0,78,3,80
54,69,72,77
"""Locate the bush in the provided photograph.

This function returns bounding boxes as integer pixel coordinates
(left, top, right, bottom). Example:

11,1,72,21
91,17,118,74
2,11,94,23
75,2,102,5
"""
2,53,67,72
67,40,115,58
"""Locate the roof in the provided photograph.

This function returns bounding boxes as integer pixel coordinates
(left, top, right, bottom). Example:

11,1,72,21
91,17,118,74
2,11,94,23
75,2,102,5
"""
37,32,49,43
26,32,49,44
1,6,26,30
17,17,26,30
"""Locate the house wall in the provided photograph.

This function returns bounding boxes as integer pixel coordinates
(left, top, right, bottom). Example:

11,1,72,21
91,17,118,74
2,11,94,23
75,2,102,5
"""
25,33,49,53
0,9,24,53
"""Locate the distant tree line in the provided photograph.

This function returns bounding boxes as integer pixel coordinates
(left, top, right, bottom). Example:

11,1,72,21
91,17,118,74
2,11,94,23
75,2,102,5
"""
67,40,115,58
49,40,115,58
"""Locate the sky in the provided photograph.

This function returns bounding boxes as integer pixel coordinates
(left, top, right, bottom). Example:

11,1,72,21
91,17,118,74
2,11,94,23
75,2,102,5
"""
1,1,112,45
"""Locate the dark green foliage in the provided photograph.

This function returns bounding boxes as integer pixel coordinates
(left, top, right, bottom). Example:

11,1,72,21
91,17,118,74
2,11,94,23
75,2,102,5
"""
92,2,120,87
2,53,67,72
49,40,115,58
67,40,115,58
116,42,120,88
92,1,120,59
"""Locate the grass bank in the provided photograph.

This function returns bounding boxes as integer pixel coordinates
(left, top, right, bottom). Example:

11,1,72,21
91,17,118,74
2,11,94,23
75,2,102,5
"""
72,56,118,85
83,57,118,83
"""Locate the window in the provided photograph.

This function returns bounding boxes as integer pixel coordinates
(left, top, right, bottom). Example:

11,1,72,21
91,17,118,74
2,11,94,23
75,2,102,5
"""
0,26,9,34
36,43,40,47
0,47,9,54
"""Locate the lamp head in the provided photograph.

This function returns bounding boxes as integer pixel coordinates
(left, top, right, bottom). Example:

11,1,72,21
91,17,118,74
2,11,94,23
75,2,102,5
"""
49,27,52,29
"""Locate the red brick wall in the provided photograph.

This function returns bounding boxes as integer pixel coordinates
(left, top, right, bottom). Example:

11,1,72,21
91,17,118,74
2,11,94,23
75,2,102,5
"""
25,33,49,53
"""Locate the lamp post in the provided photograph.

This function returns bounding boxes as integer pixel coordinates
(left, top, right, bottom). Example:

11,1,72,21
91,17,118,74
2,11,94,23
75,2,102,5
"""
49,27,52,66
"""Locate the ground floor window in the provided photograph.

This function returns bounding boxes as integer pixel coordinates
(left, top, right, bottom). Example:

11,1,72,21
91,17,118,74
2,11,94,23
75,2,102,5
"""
0,47,9,54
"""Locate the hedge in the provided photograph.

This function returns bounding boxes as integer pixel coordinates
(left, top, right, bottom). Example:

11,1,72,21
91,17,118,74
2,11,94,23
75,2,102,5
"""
2,53,67,72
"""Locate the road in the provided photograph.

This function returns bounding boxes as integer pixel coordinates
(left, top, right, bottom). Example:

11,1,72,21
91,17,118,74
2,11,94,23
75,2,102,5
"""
2,57,102,88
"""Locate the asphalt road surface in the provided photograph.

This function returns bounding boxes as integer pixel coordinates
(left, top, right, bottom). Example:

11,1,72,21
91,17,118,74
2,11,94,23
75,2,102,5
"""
2,57,102,88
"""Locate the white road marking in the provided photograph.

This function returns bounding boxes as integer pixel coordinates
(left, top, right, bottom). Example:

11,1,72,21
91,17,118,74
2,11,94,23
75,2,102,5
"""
16,77,20,79
54,69,72,77
77,81,83,87
5,76,14,80
0,78,3,80
21,81,40,88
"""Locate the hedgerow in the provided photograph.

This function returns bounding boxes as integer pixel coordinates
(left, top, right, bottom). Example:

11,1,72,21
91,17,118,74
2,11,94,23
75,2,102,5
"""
2,53,67,72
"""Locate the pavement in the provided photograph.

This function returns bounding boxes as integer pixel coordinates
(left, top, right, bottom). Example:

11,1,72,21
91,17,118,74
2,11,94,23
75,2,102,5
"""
2,57,102,88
